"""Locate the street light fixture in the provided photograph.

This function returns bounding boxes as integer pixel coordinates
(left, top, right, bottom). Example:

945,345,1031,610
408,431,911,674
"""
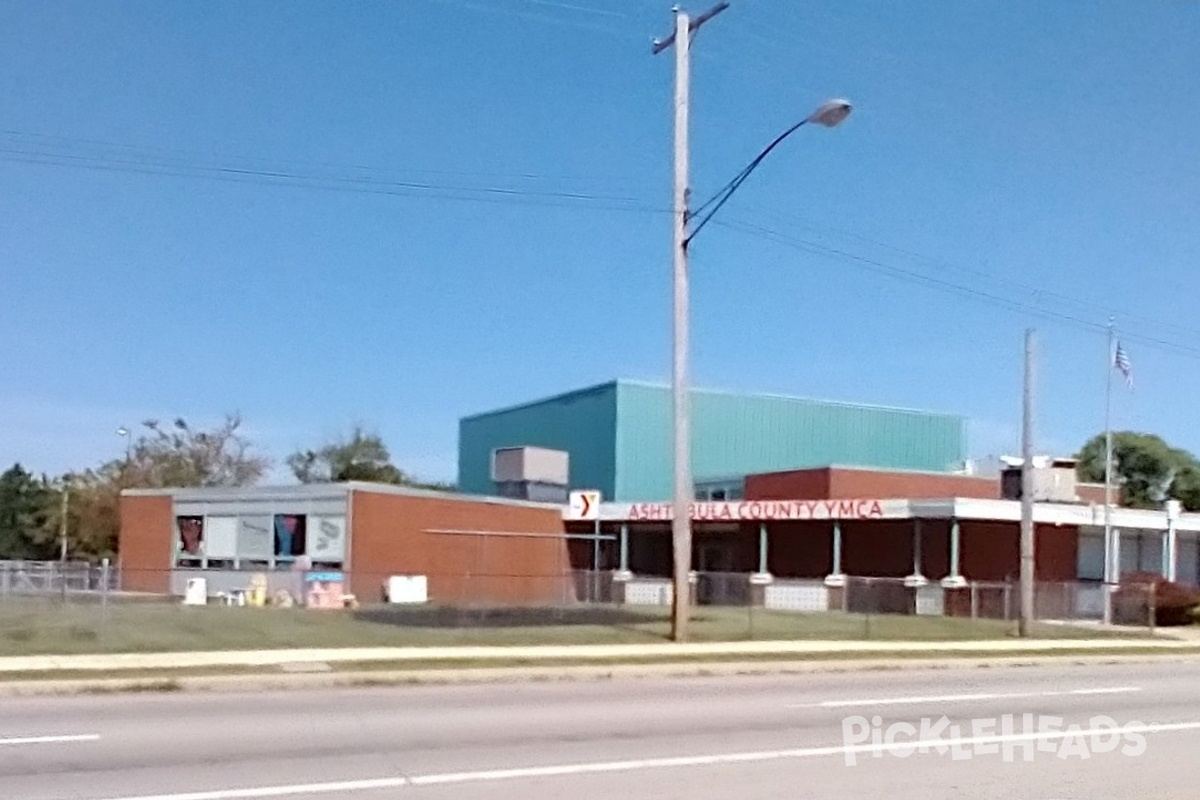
117,426,132,476
807,99,853,128
655,5,852,643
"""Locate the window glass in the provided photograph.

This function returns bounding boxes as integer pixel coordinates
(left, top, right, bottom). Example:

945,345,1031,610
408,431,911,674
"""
176,516,204,559
1077,532,1104,581
273,514,307,559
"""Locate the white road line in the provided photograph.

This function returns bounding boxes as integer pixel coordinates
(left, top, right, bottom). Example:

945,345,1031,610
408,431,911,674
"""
0,734,99,746
795,686,1142,708
88,720,1200,800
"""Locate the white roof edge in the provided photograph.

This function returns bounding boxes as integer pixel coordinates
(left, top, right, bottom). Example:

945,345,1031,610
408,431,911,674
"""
590,497,1194,529
120,484,352,500
340,481,561,509
122,482,560,511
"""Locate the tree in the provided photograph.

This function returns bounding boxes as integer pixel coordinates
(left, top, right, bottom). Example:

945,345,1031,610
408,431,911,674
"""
1076,431,1200,510
37,468,122,561
0,464,56,560
34,415,270,563
287,427,453,490
288,427,406,484
1169,462,1200,512
128,414,270,488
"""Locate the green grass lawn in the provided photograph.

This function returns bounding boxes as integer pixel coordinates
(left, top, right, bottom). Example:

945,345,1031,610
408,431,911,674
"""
0,598,1147,657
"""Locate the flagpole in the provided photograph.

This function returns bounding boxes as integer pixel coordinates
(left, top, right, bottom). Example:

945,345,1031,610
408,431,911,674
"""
1103,317,1115,624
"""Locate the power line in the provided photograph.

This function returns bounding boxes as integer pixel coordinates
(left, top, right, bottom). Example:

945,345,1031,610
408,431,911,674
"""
0,129,646,189
737,202,1200,343
520,0,630,19
0,142,665,214
6,129,1196,359
416,0,639,39
716,217,1200,361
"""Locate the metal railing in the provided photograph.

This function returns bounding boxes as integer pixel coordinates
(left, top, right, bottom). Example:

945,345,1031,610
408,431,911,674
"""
0,560,116,596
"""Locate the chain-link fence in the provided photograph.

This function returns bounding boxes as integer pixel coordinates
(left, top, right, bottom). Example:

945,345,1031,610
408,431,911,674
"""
0,560,117,597
0,567,1165,656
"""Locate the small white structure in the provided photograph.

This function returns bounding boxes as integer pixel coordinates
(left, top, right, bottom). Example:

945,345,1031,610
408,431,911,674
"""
183,577,208,606
386,575,428,604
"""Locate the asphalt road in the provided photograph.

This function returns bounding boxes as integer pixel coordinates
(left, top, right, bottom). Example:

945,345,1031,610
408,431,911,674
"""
4,661,1200,800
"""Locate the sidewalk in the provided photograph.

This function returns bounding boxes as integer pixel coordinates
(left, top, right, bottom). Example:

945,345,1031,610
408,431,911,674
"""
0,637,1194,674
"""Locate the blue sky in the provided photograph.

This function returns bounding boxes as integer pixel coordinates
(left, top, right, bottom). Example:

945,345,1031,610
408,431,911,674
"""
2,0,1198,484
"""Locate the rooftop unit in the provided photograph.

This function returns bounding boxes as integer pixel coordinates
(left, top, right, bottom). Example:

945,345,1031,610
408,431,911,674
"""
1000,456,1080,503
490,446,570,503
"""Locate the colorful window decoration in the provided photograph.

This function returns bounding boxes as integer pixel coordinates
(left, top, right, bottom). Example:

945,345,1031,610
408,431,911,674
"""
177,516,204,555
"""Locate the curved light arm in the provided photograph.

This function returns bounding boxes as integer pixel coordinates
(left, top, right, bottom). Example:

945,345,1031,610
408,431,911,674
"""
685,118,808,247
684,99,852,248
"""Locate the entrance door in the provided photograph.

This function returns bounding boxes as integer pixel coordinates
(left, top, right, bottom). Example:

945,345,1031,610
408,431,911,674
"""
698,544,733,573
696,543,737,605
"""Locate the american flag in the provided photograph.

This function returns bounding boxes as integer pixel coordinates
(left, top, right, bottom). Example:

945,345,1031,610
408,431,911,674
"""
1114,340,1133,389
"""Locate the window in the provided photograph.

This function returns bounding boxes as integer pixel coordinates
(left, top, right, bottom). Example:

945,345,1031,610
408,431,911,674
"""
273,514,307,560
696,479,744,502
169,511,346,573
176,516,204,559
1077,532,1104,581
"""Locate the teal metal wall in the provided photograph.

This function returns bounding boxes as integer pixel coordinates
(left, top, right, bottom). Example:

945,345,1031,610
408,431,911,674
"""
457,382,619,498
613,381,966,500
459,379,967,502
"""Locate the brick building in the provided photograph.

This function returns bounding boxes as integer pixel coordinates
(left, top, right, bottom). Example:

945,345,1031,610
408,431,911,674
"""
119,463,1194,613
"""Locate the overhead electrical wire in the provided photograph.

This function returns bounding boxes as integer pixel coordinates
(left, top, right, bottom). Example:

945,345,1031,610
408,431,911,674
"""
736,203,1200,343
4,127,1196,361
404,0,1199,363
715,217,1200,361
0,128,645,187
0,134,664,214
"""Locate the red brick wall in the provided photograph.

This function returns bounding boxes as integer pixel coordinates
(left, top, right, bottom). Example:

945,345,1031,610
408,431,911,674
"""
118,495,173,593
349,491,570,605
744,469,832,500
767,522,833,578
745,467,1000,501
958,521,1078,582
1077,484,1111,504
563,516,1081,585
829,469,998,499
1035,524,1078,581
841,520,916,577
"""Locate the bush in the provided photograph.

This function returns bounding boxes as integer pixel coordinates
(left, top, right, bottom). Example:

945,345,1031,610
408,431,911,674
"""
1112,571,1200,626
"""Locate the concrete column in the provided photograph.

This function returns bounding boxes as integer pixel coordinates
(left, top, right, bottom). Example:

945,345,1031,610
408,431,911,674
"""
941,518,967,588
1162,528,1172,580
1165,502,1179,582
1112,528,1123,582
904,519,928,588
757,522,769,574
611,523,633,603
618,523,630,572
824,520,846,587
749,522,773,605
